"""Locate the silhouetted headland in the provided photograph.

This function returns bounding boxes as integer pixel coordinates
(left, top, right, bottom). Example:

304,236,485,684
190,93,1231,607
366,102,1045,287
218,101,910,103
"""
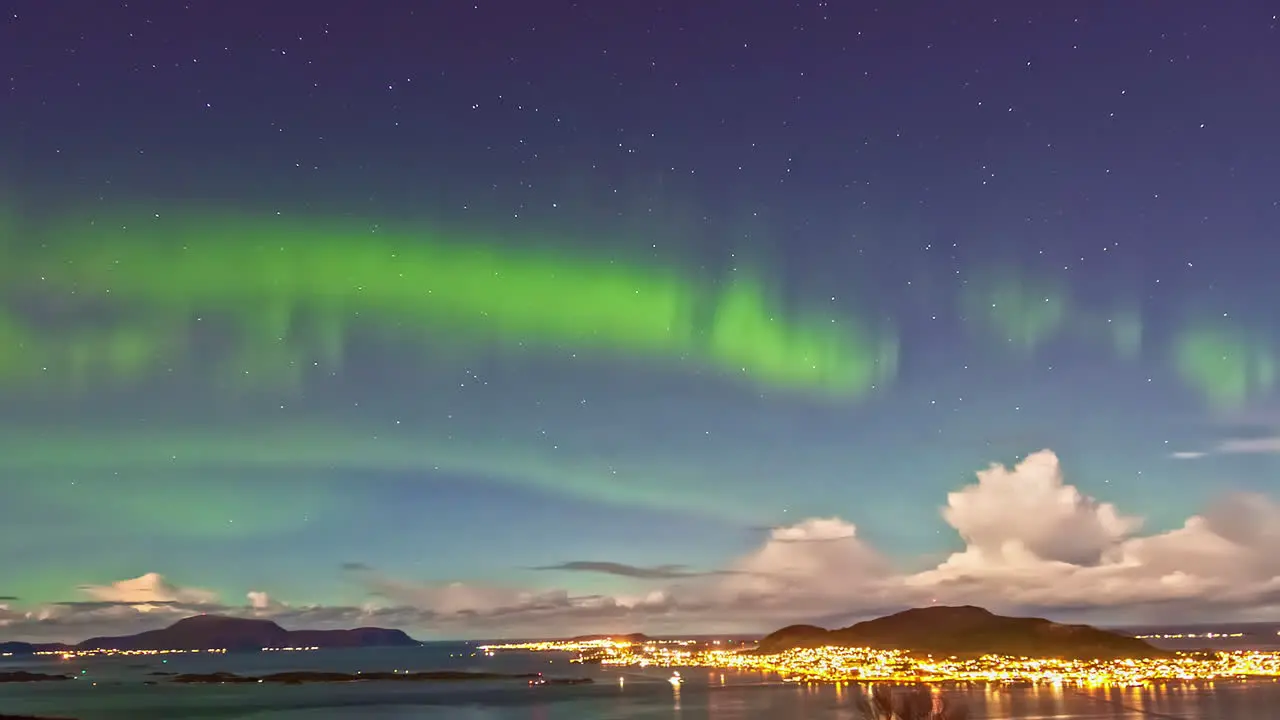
755,605,1167,659
566,632,649,643
0,641,71,655
1,614,419,653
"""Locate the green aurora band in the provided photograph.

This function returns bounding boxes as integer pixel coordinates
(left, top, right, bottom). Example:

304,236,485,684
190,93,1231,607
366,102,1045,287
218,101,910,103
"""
1,204,1276,410
0,206,897,396
962,266,1071,352
960,267,1277,410
1173,323,1277,410
961,266,1144,361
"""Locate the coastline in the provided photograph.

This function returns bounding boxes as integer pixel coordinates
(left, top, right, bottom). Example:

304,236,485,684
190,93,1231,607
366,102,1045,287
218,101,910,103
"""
5,648,1280,720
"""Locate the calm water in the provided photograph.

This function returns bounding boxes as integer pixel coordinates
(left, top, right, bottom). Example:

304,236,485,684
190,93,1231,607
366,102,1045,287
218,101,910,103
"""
3,643,1279,719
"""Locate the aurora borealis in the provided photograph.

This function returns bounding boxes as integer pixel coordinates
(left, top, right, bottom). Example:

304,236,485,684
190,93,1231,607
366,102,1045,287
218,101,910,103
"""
2,208,896,396
3,1,1279,640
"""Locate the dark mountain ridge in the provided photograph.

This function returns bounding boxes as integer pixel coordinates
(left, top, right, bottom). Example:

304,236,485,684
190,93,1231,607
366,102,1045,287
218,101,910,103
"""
0,641,71,655
755,605,1166,659
2,615,419,653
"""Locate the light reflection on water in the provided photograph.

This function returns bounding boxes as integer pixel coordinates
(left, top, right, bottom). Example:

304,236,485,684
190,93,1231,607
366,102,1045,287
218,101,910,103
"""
3,646,1279,719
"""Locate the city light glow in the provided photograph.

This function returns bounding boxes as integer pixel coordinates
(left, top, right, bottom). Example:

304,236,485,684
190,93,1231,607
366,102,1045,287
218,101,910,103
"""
482,639,1280,686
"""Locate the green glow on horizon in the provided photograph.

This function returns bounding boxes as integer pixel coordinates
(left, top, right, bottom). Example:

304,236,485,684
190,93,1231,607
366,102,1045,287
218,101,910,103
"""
0,425,766,536
0,205,896,397
30,471,329,537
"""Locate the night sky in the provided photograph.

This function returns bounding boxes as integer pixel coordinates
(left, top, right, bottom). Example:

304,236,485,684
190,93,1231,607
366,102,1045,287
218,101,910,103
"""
3,2,1279,641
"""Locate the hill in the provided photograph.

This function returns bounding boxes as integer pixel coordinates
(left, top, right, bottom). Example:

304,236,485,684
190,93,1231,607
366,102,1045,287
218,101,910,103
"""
755,605,1166,659
5,615,419,653
0,641,72,655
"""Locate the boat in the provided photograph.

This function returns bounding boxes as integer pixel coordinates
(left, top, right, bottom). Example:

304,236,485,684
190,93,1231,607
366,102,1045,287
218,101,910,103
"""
669,671,683,686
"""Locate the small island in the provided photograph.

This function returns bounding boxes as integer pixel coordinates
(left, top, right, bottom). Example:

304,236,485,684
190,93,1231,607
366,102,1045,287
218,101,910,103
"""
0,614,419,656
566,633,650,644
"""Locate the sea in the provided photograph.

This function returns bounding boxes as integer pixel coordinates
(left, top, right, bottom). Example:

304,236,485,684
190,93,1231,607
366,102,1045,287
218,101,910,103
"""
3,641,1280,720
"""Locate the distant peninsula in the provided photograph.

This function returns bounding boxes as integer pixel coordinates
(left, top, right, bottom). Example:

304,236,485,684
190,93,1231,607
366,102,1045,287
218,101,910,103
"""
0,615,419,654
755,605,1167,659
566,633,650,644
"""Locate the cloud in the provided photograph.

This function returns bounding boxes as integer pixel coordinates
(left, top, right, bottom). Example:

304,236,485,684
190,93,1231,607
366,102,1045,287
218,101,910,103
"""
246,591,279,611
936,451,1141,567
78,572,219,607
695,518,894,616
907,453,1280,616
1171,433,1280,458
1216,436,1280,454
531,561,715,579
5,450,1280,641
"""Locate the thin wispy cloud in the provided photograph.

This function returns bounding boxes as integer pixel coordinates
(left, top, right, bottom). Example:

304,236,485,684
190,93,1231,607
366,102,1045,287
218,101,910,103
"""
1216,436,1280,455
532,561,714,579
1172,435,1280,459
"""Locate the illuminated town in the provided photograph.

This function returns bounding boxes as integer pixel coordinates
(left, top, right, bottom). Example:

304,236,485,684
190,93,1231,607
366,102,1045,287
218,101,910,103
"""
479,638,1280,686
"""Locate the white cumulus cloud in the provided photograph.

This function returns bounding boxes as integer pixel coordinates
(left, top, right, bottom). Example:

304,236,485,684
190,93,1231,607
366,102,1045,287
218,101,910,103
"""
246,591,277,611
79,572,219,607
907,451,1280,616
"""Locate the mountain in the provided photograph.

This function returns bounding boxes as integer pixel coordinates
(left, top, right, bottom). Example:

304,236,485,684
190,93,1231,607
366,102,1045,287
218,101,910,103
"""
0,642,39,655
755,605,1166,659
8,615,419,653
0,641,71,656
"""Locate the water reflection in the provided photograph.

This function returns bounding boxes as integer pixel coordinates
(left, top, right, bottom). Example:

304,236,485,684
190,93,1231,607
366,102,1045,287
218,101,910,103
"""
4,655,1280,719
680,673,1280,720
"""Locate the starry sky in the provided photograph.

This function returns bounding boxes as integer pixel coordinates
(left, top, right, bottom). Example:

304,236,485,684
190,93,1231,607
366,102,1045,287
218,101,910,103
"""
2,1,1280,640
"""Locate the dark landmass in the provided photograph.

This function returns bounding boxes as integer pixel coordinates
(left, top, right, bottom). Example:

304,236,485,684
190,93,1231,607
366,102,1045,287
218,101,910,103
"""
0,641,71,655
0,671,72,683
170,670,591,685
0,615,420,654
755,605,1168,659
566,633,649,643
0,715,80,720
